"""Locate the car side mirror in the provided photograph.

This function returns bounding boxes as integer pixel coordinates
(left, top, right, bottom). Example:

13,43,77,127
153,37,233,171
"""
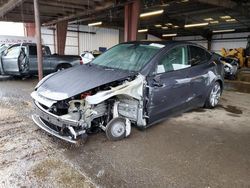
153,75,163,87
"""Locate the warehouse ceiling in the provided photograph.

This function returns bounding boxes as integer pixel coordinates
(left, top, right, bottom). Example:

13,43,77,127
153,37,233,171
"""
0,0,249,39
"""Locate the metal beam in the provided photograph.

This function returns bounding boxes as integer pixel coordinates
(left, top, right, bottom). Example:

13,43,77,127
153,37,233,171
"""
124,0,140,42
34,0,43,80
43,1,114,26
56,21,68,55
0,0,26,17
195,0,237,9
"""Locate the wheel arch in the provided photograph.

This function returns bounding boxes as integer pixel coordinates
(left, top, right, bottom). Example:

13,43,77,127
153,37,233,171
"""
215,78,224,92
56,63,72,70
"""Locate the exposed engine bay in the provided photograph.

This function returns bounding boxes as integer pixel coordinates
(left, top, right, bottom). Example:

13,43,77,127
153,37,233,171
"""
31,74,147,143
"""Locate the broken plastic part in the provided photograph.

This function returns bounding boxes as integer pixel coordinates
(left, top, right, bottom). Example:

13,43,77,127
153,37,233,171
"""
86,74,145,105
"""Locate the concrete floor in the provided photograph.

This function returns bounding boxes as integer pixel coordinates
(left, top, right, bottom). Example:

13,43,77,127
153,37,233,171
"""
0,76,250,188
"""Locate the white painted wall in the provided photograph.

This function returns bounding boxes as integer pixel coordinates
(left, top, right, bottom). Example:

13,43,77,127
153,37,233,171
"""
41,27,55,53
41,25,119,55
148,32,249,54
147,34,162,41
211,32,250,53
172,32,250,54
78,25,119,53
173,35,208,49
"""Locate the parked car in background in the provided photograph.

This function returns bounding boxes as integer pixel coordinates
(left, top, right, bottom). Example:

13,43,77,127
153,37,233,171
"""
0,44,9,55
213,53,239,80
80,50,101,64
0,43,82,76
31,41,224,143
0,44,10,74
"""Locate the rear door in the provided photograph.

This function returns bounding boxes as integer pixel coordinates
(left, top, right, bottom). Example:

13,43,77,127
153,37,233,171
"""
187,45,214,106
147,45,192,124
1,45,21,74
28,45,51,74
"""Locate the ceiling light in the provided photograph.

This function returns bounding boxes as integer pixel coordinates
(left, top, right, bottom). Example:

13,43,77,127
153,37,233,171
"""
220,15,231,19
140,10,164,18
226,18,237,22
184,22,208,28
204,18,213,21
161,3,169,7
155,24,162,27
162,33,177,37
165,23,173,26
162,26,168,29
138,29,148,33
173,25,179,28
88,21,102,26
210,20,219,24
213,29,235,33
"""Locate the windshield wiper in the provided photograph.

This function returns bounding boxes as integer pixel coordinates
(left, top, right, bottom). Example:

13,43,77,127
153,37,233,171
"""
104,68,114,71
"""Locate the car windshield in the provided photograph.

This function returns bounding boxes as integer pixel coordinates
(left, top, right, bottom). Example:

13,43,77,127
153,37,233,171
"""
91,43,163,72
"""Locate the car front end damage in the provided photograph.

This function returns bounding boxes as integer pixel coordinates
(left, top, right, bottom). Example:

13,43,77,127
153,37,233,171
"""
31,74,148,143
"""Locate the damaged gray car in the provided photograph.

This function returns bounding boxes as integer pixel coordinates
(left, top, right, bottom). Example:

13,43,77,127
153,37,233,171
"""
31,41,224,143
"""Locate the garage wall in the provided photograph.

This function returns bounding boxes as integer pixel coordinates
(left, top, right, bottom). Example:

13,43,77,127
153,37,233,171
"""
173,35,208,49
211,32,250,53
65,31,78,55
147,34,162,41
173,32,250,54
78,25,119,54
41,27,55,53
148,32,249,54
41,25,119,55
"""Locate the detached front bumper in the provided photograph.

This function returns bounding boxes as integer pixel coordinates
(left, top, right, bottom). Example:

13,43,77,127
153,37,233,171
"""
32,101,87,144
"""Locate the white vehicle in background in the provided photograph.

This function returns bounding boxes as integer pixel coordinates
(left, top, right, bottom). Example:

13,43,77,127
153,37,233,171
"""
80,50,102,64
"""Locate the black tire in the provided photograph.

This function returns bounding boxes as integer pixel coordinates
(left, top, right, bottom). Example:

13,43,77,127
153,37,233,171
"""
56,64,71,71
205,81,221,108
105,117,126,141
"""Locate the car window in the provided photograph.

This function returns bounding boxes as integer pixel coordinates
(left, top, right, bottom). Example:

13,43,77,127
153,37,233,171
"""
156,46,189,74
43,46,51,55
205,51,212,60
29,45,37,55
5,46,20,57
189,45,209,66
29,45,49,56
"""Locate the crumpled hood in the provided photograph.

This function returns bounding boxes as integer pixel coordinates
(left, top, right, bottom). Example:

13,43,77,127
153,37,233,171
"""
36,64,136,101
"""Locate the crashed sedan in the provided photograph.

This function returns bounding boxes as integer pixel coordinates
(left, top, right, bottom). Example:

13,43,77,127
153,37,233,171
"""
31,41,224,143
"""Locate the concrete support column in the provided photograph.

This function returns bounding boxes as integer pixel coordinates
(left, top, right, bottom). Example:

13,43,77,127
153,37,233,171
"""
33,0,43,80
207,34,212,51
124,0,140,42
24,23,36,37
56,21,68,55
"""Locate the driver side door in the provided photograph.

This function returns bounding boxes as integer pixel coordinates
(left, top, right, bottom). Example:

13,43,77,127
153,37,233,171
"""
147,45,192,124
1,45,21,74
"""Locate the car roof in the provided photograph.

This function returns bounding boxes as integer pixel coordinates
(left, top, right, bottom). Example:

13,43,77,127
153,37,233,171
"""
122,40,194,46
121,40,209,52
9,43,48,47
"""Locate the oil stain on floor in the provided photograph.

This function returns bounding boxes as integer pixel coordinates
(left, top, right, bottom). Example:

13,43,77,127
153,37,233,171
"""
218,105,243,115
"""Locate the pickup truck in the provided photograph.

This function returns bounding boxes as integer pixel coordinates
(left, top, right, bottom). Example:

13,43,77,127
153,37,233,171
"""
0,43,82,76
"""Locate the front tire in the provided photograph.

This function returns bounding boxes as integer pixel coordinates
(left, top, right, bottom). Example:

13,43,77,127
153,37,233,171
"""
205,81,221,108
106,117,126,141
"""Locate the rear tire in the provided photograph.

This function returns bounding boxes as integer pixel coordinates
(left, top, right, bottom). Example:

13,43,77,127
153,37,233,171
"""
205,81,221,108
56,64,71,71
